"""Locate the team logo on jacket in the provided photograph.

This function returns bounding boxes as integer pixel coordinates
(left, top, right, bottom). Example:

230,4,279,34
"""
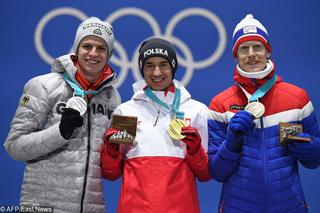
91,103,114,119
56,102,67,114
229,104,245,110
55,101,113,118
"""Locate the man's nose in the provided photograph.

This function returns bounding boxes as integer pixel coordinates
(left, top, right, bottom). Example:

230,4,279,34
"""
89,47,98,56
247,46,255,56
153,66,162,75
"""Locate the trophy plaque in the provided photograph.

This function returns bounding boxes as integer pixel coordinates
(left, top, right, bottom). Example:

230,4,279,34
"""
279,122,311,145
109,114,138,144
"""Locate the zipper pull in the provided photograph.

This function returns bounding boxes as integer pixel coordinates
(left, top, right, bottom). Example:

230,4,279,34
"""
153,110,160,126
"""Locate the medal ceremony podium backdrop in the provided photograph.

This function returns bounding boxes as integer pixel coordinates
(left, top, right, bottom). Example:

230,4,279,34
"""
1,1,320,212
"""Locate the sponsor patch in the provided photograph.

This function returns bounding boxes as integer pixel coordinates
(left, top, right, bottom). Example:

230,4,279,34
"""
229,104,245,110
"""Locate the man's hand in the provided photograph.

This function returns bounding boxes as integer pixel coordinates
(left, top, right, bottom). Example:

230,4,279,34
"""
287,133,320,161
103,128,120,158
59,108,83,139
181,126,201,155
225,110,255,152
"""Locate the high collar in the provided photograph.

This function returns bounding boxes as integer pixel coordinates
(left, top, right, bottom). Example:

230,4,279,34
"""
75,63,114,92
51,54,116,92
237,59,274,79
233,60,280,94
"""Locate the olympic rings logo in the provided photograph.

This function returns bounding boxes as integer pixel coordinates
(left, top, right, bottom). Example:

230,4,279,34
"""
35,7,227,88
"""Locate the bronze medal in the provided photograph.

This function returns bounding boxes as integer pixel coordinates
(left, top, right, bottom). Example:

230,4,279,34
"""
245,101,265,119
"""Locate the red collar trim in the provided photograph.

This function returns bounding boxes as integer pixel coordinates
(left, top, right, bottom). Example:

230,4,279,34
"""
233,63,277,94
71,55,113,91
164,83,175,96
143,82,175,96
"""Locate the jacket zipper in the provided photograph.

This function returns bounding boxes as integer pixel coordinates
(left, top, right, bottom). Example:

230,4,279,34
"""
80,105,91,213
153,110,160,126
252,80,268,213
260,115,268,213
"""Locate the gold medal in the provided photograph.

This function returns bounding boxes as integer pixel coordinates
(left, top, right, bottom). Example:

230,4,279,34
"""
245,101,265,119
66,96,87,116
168,119,186,140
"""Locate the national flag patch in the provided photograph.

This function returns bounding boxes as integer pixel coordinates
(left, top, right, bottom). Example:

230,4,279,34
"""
21,95,30,106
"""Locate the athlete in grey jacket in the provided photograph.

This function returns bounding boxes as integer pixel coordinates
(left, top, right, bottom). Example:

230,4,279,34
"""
4,17,121,213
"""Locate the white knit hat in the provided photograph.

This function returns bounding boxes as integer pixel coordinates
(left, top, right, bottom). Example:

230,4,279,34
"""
72,17,114,58
232,14,272,57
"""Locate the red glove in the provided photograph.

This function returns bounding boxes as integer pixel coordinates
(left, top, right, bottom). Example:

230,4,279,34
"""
181,126,201,155
102,128,119,158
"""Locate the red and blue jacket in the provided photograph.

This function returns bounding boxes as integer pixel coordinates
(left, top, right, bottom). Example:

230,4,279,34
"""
208,66,320,213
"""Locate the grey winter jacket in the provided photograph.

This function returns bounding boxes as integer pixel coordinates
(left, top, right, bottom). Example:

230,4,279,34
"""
4,54,121,213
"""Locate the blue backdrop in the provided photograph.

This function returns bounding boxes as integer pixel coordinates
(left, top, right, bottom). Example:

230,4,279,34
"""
1,1,320,212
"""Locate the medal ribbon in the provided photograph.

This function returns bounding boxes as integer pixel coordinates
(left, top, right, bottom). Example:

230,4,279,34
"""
239,75,277,102
145,86,184,119
63,72,99,96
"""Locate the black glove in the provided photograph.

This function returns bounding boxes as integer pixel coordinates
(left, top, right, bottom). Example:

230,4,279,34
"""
59,108,83,139
225,110,255,152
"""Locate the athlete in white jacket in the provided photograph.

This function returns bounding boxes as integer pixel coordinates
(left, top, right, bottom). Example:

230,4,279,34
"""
101,37,211,213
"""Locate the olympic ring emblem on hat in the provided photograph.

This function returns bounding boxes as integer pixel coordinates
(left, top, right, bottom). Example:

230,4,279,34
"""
34,7,227,88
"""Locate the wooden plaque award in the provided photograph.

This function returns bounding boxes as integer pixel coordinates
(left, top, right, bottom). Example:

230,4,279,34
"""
109,114,138,144
279,122,311,145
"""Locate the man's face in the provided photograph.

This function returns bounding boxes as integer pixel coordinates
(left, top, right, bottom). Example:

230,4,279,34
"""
143,57,173,91
237,40,270,72
76,35,109,83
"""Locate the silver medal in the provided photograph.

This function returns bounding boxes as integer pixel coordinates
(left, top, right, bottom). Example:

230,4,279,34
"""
245,101,265,119
66,96,87,116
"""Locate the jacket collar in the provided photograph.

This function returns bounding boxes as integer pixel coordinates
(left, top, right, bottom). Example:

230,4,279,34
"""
233,60,281,94
131,79,191,105
51,54,117,92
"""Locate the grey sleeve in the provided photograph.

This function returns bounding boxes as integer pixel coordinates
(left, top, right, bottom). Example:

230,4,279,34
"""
4,77,68,161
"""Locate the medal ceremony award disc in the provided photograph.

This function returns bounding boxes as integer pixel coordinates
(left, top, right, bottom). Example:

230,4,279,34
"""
168,119,186,140
245,101,265,119
66,96,87,116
